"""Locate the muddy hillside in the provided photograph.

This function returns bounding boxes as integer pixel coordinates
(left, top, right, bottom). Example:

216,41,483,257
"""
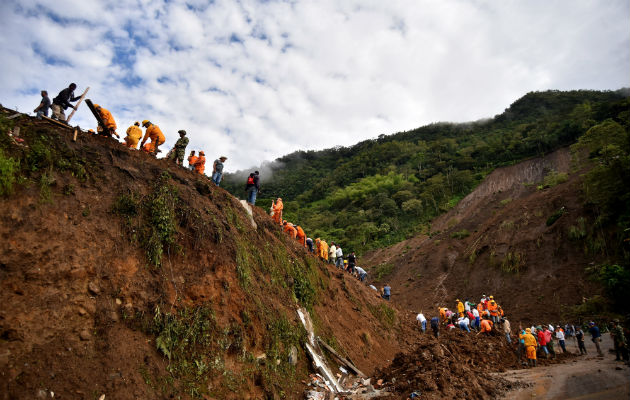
362,147,606,325
0,109,423,399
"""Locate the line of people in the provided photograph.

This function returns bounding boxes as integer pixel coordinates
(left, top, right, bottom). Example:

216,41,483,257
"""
32,83,230,186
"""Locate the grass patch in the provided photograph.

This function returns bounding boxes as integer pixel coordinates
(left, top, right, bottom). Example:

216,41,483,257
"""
500,197,512,206
538,170,568,190
367,303,396,329
0,149,20,196
371,262,395,283
501,252,525,273
450,229,470,239
568,217,587,240
546,206,566,226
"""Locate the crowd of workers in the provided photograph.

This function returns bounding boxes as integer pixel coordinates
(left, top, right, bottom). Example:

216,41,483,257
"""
33,83,229,186
414,296,629,368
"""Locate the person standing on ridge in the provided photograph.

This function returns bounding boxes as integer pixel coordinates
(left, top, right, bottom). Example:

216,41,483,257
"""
329,242,337,265
335,245,343,268
51,83,80,121
245,173,256,202
187,151,198,171
194,151,206,175
320,239,329,261
272,198,283,225
168,130,189,165
295,225,306,247
306,237,314,253
140,120,165,155
33,90,51,119
124,121,142,148
212,156,227,185
246,171,260,205
347,252,356,273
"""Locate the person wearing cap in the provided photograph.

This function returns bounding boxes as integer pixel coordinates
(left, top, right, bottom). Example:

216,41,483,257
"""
168,130,189,165
212,156,227,185
93,104,118,138
589,321,603,356
610,319,628,362
140,120,165,155
51,83,80,121
124,121,142,148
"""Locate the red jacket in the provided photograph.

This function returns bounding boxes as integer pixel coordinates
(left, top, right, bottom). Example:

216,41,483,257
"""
537,330,547,345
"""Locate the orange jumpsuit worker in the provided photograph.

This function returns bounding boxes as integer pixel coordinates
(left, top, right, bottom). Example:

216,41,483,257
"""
124,121,142,148
187,151,198,171
487,296,499,324
315,238,322,258
479,317,493,334
320,240,329,261
295,226,306,246
140,120,165,155
283,222,297,239
272,198,283,225
93,104,119,138
194,151,206,174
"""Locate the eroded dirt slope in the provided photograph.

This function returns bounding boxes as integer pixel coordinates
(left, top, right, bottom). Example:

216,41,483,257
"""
363,148,603,324
0,110,421,399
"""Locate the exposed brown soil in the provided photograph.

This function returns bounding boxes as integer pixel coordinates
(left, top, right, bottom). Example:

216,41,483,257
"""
0,110,422,399
373,328,575,400
363,148,604,326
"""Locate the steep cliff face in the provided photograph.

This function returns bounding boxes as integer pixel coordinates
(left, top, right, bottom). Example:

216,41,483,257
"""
0,110,420,399
362,147,603,324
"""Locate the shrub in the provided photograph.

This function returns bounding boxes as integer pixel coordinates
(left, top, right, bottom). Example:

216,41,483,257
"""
0,149,19,196
450,229,470,239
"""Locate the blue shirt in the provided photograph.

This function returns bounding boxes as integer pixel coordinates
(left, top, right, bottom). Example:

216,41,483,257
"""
589,326,601,339
383,286,391,296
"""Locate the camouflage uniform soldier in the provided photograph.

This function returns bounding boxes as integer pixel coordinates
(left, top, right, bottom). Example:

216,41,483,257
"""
169,130,189,165
610,320,628,363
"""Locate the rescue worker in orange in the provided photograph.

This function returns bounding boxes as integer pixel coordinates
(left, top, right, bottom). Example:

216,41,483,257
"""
320,239,329,261
283,221,297,239
272,198,283,225
295,225,306,247
140,120,165,155
520,328,538,367
187,150,198,171
124,121,142,148
478,316,493,335
194,151,206,174
487,296,499,325
315,238,322,258
93,104,119,138
456,299,465,318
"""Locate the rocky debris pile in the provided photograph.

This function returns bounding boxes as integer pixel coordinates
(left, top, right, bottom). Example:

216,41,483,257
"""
304,373,390,399
372,329,535,399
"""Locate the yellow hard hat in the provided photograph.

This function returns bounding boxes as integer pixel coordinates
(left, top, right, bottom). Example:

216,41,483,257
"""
142,120,150,126
489,296,494,299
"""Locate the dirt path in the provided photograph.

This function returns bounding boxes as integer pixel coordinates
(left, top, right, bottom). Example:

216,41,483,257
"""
500,333,630,399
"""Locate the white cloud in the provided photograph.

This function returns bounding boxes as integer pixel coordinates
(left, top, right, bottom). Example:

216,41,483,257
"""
0,0,628,171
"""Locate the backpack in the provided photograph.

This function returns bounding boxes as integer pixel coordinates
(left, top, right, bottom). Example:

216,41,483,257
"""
246,176,254,185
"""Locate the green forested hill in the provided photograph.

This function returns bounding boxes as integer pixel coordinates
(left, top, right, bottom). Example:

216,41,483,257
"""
223,89,629,253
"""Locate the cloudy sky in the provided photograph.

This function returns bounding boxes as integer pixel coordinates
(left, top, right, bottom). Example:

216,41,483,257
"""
1,0,628,171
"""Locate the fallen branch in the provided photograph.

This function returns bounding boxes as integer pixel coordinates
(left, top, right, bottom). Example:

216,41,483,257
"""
66,87,90,123
317,337,366,377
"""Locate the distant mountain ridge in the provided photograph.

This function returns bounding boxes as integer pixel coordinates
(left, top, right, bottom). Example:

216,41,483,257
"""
223,89,628,254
